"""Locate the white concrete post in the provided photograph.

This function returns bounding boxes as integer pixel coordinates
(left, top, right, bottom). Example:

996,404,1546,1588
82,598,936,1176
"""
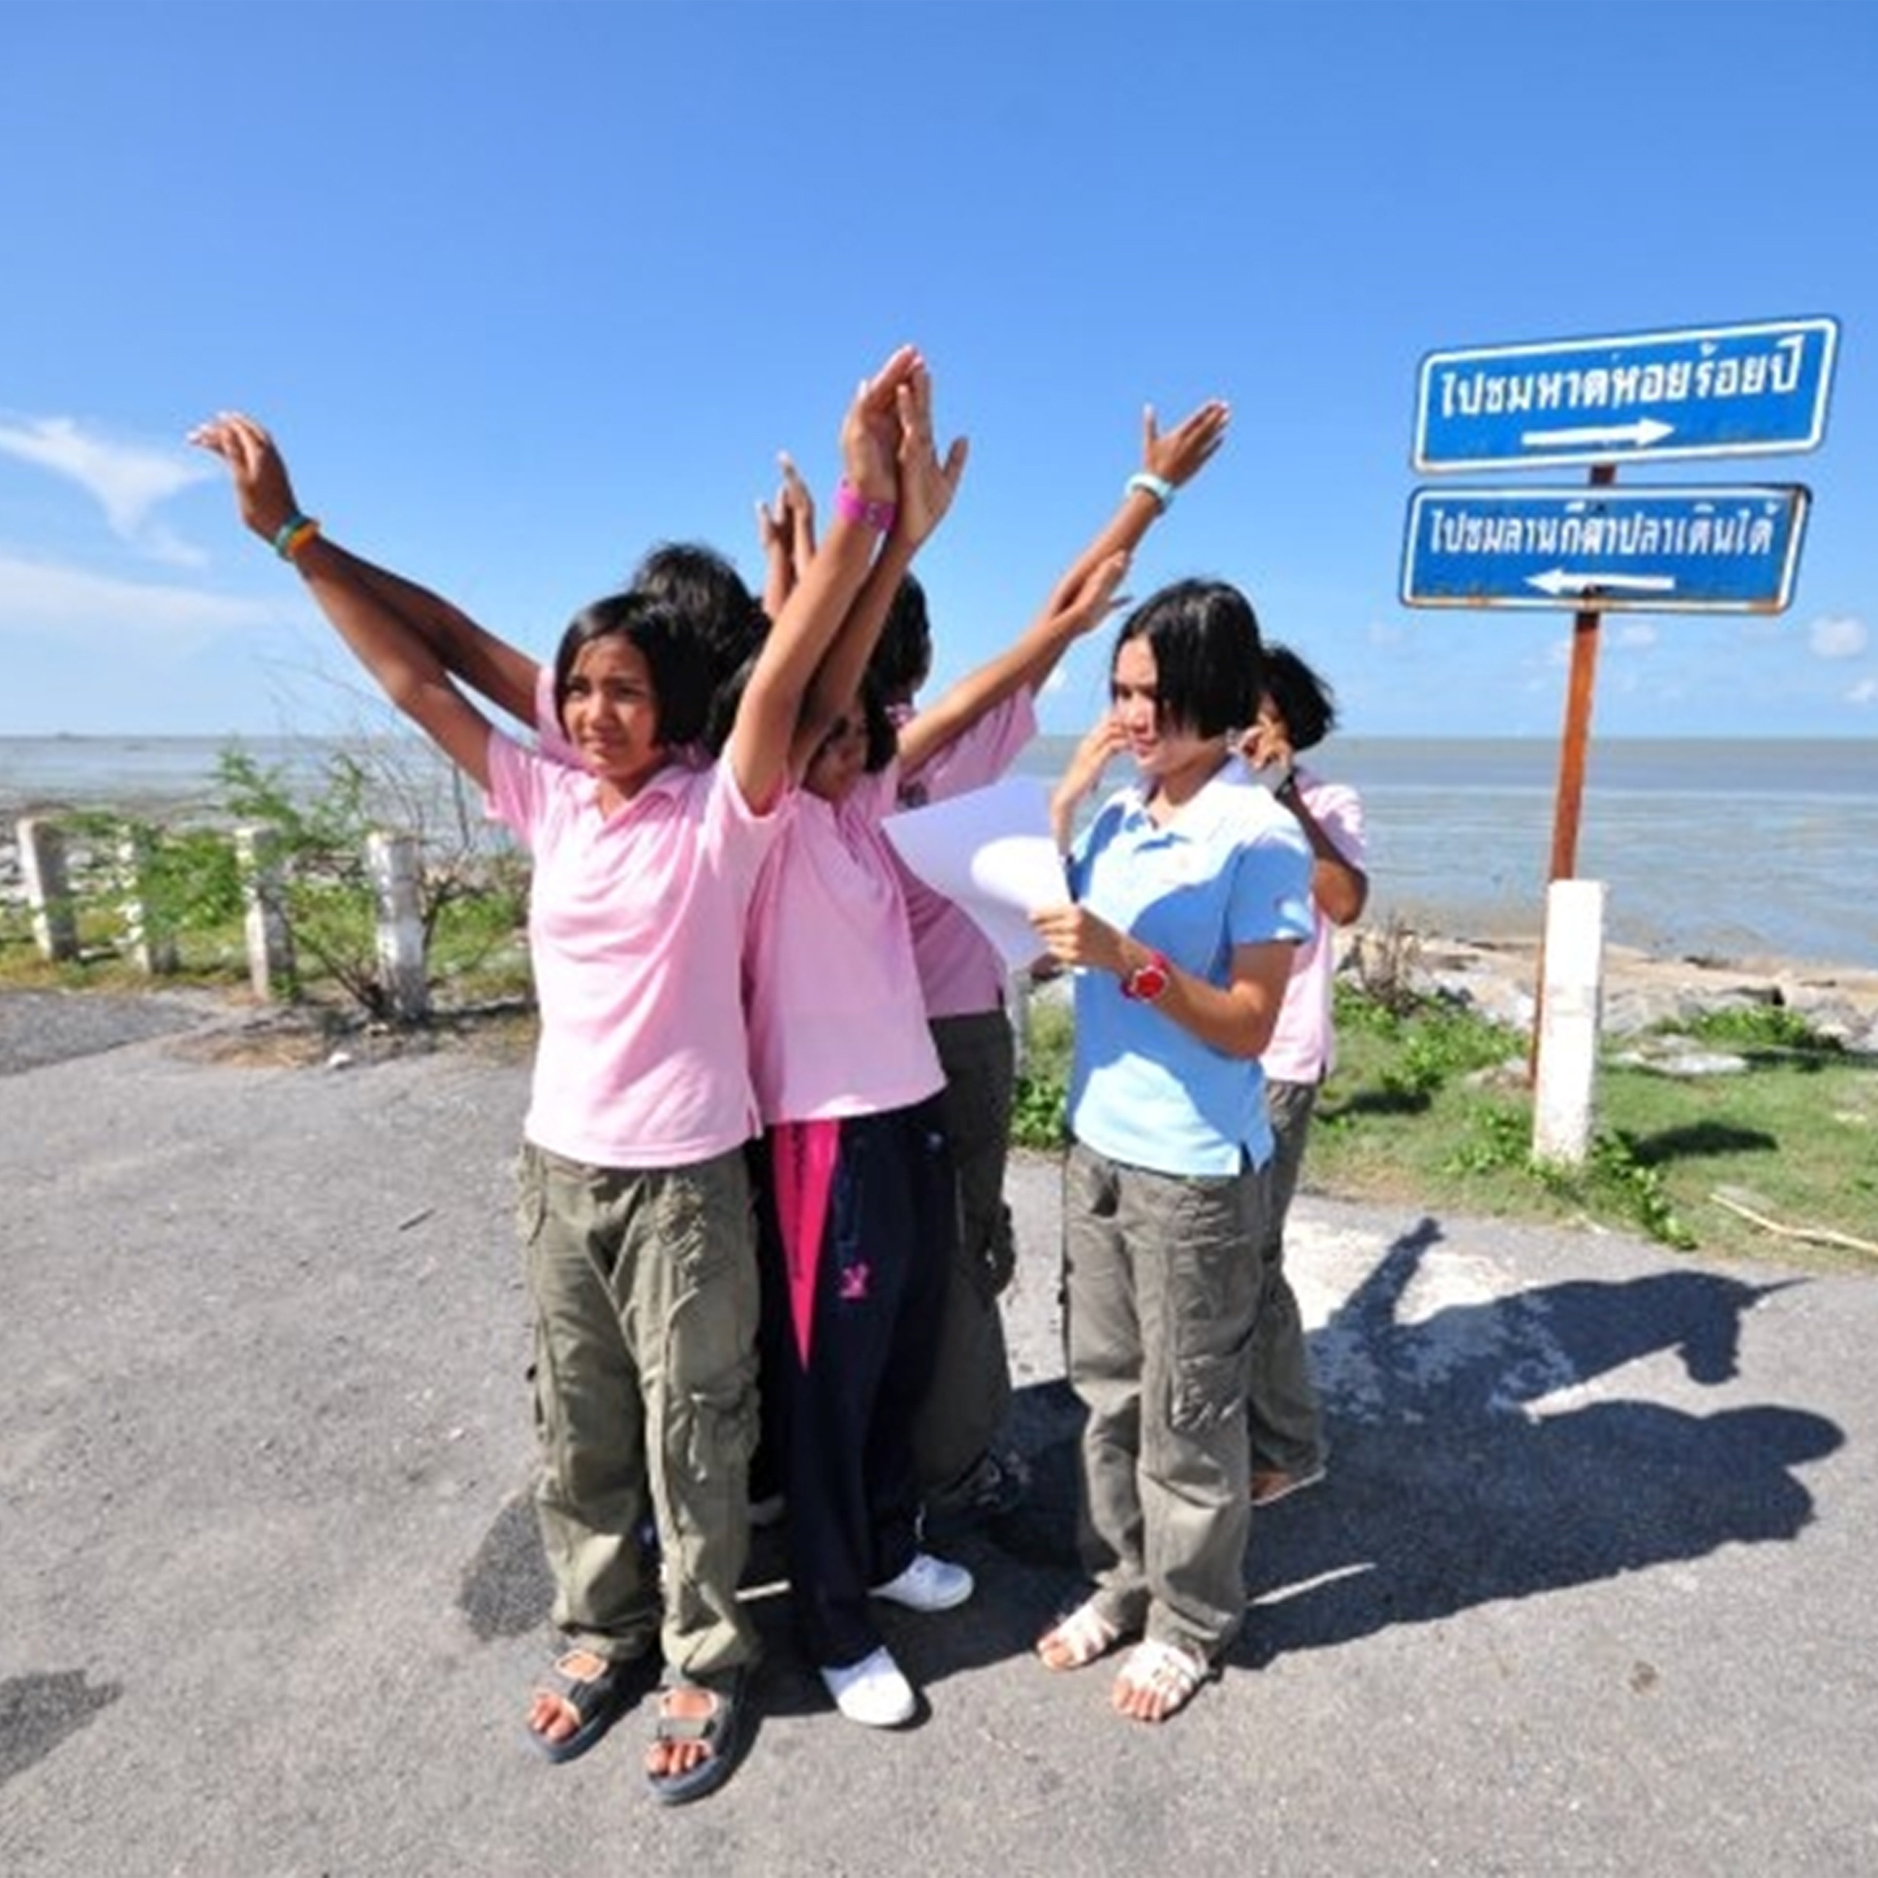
117,825,178,976
18,817,79,962
236,824,297,1001
1532,878,1606,1167
1006,968,1032,1079
367,830,430,1022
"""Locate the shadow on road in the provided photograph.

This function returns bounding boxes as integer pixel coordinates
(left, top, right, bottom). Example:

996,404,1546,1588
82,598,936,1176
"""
448,1212,1840,1709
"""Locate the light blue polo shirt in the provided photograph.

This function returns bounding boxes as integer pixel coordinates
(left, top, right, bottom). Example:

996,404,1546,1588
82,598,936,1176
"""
1066,763,1313,1177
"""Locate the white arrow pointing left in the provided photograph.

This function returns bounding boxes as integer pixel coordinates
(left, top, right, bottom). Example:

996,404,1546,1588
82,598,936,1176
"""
1527,568,1678,597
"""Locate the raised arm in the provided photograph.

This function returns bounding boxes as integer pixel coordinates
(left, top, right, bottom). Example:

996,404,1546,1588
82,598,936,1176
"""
189,413,495,790
1042,399,1230,620
755,452,816,621
1047,714,1128,852
727,346,938,812
342,554,543,728
895,398,1226,777
1241,719,1370,926
894,551,1129,777
787,364,970,776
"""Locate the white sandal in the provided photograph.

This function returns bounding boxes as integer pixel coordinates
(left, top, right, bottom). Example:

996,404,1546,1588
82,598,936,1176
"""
1111,1638,1208,1722
1036,1598,1123,1672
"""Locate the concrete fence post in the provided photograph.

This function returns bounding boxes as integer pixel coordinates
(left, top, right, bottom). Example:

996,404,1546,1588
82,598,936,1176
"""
1007,968,1032,1079
18,817,79,963
1532,878,1606,1167
236,824,297,1001
117,825,178,976
367,830,430,1022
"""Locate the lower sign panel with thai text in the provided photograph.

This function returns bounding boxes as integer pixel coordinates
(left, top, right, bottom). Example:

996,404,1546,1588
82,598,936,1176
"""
1400,485,1810,613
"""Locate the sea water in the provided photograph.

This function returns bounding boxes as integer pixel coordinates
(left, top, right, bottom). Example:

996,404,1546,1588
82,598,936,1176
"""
2,733,1874,970
1013,734,1878,971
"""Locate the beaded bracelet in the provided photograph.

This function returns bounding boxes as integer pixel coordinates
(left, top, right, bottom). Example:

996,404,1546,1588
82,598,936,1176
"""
835,479,897,534
273,514,322,561
1126,472,1175,511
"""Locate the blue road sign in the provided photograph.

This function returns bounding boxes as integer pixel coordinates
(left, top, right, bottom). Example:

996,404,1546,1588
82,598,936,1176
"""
1413,317,1839,472
1401,485,1811,613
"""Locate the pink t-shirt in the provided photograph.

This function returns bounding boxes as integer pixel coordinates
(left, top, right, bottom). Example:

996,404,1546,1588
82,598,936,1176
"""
1261,765,1367,1084
889,691,1037,1019
744,763,945,1125
486,729,777,1168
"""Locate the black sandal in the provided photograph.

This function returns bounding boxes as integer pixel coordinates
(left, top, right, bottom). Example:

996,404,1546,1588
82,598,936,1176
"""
525,1648,641,1765
644,1666,753,1805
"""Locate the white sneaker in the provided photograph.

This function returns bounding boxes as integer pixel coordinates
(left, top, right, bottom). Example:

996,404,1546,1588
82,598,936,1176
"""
820,1646,916,1727
870,1551,974,1612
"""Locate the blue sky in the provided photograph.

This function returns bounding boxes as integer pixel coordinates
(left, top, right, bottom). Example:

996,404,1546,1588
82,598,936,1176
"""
3,0,1874,741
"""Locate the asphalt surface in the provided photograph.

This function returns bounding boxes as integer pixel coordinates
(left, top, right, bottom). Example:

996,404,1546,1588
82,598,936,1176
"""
2,990,1875,1876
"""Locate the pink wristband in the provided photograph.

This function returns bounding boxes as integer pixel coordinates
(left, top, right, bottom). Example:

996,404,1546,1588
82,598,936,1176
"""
835,479,897,534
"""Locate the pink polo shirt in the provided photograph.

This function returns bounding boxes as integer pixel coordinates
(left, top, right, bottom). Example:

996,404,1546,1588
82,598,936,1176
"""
889,691,1037,1019
744,763,945,1125
486,729,777,1168
1261,765,1368,1085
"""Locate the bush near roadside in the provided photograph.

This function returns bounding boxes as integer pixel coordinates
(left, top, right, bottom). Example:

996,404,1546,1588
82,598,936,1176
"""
0,744,532,1018
1011,975,1877,1271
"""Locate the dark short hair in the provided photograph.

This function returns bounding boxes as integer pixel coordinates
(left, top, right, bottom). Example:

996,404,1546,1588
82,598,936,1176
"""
630,541,766,691
1260,643,1338,751
868,574,932,704
1112,577,1263,737
794,678,897,777
552,591,713,749
858,676,898,773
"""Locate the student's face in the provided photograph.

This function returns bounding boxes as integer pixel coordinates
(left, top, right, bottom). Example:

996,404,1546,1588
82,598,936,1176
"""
562,635,665,795
1109,637,1220,787
804,699,868,803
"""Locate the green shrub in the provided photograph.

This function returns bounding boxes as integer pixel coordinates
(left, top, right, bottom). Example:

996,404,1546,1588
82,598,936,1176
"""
1670,1002,1841,1054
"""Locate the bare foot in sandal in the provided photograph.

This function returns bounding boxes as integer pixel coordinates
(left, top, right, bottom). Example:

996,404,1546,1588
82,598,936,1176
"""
525,1649,639,1763
1111,1638,1207,1723
1036,1598,1123,1672
644,1669,752,1806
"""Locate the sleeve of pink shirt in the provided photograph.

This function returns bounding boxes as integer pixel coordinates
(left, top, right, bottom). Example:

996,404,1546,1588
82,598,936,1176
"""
1301,773,1367,869
484,725,552,842
898,689,1037,806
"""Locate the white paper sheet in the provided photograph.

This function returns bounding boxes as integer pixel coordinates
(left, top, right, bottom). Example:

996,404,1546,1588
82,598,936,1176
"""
882,776,1069,971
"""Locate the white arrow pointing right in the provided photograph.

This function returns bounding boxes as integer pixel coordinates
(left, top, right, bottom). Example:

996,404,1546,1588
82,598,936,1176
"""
1518,417,1676,452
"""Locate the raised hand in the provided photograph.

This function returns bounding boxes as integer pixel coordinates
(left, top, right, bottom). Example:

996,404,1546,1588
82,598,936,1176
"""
756,451,815,558
1049,549,1130,641
186,412,304,545
840,344,923,503
1142,398,1231,491
1048,713,1128,851
1239,705,1293,774
890,364,969,548
1058,713,1128,811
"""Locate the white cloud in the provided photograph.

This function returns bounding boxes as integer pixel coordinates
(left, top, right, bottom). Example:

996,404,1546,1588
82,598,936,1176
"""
1366,618,1410,648
1846,676,1878,708
0,415,213,565
0,551,294,650
1809,614,1868,660
1610,620,1657,649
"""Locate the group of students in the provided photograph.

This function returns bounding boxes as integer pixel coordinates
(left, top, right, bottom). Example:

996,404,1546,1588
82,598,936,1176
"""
190,343,1366,1803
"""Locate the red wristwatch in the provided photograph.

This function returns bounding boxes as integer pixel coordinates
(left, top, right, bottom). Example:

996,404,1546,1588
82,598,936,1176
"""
1120,949,1171,1003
